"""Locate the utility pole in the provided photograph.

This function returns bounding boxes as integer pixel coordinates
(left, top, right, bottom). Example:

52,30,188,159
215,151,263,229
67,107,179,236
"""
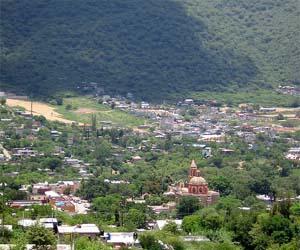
119,198,126,227
1,171,3,233
31,99,33,117
1,170,6,238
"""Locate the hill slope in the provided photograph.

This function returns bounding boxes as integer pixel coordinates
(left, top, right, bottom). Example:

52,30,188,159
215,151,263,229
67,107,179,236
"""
1,0,299,100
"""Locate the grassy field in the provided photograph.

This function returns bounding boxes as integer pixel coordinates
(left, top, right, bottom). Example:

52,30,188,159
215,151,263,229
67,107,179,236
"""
55,97,146,127
190,90,299,107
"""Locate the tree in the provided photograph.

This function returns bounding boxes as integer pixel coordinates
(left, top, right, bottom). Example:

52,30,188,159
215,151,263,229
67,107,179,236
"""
75,237,111,250
143,179,162,194
0,98,6,106
91,114,97,131
125,208,146,229
43,157,62,171
216,196,242,216
187,107,199,116
0,226,12,243
94,139,112,165
272,199,292,218
12,231,28,250
55,97,63,105
65,104,72,110
289,98,300,108
168,238,185,250
250,213,293,249
163,222,180,235
200,208,223,230
139,234,162,250
228,211,256,249
290,202,300,216
182,215,201,233
5,189,27,200
253,104,260,111
27,225,56,250
92,195,121,223
163,133,173,151
276,113,285,120
31,205,53,219
78,177,110,200
210,156,223,168
33,115,47,124
146,195,163,206
210,176,232,196
177,196,200,218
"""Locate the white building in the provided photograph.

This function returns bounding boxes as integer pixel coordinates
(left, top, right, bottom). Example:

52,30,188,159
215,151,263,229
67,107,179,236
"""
104,232,139,248
58,224,100,238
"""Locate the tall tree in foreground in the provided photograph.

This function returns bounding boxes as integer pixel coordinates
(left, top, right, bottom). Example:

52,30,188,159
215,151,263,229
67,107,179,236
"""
177,196,200,218
27,225,56,250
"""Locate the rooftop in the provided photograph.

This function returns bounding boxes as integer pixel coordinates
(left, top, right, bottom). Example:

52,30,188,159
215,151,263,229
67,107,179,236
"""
58,224,100,234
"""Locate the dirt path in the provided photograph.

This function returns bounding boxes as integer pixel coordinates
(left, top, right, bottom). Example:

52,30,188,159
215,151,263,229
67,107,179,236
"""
6,99,76,124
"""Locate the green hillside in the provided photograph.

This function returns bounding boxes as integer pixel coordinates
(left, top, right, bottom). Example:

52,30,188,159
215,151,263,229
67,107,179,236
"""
1,0,299,100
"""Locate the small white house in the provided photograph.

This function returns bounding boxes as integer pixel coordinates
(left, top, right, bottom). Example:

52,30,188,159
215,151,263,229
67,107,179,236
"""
104,232,139,248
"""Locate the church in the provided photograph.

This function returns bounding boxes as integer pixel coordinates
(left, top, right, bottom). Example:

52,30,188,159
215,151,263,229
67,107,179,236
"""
166,160,219,206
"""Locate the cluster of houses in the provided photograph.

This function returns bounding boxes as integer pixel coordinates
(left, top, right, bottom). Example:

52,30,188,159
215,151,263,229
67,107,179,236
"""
277,85,300,96
1,218,140,249
11,147,43,159
9,181,90,215
0,216,210,249
116,98,298,164
2,92,299,167
1,89,299,249
5,92,291,168
64,157,93,178
286,147,300,161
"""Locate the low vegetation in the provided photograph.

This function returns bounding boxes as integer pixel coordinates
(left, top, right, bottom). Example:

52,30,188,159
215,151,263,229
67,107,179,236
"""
54,97,146,127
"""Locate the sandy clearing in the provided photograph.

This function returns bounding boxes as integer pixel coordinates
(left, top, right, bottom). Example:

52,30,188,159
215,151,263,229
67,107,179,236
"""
6,99,76,124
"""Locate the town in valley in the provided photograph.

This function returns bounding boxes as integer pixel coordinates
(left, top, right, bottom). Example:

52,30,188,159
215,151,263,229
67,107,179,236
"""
0,88,299,249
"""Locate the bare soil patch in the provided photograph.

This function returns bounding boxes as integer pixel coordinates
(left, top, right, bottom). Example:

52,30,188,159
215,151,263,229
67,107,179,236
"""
6,99,76,124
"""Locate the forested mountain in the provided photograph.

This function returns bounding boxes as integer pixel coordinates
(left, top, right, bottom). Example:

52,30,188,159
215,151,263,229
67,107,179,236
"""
1,0,299,100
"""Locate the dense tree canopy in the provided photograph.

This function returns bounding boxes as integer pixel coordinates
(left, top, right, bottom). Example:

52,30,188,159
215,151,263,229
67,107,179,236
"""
1,0,299,100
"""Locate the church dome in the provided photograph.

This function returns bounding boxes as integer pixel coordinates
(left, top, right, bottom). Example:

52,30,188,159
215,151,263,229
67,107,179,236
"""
189,176,207,185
